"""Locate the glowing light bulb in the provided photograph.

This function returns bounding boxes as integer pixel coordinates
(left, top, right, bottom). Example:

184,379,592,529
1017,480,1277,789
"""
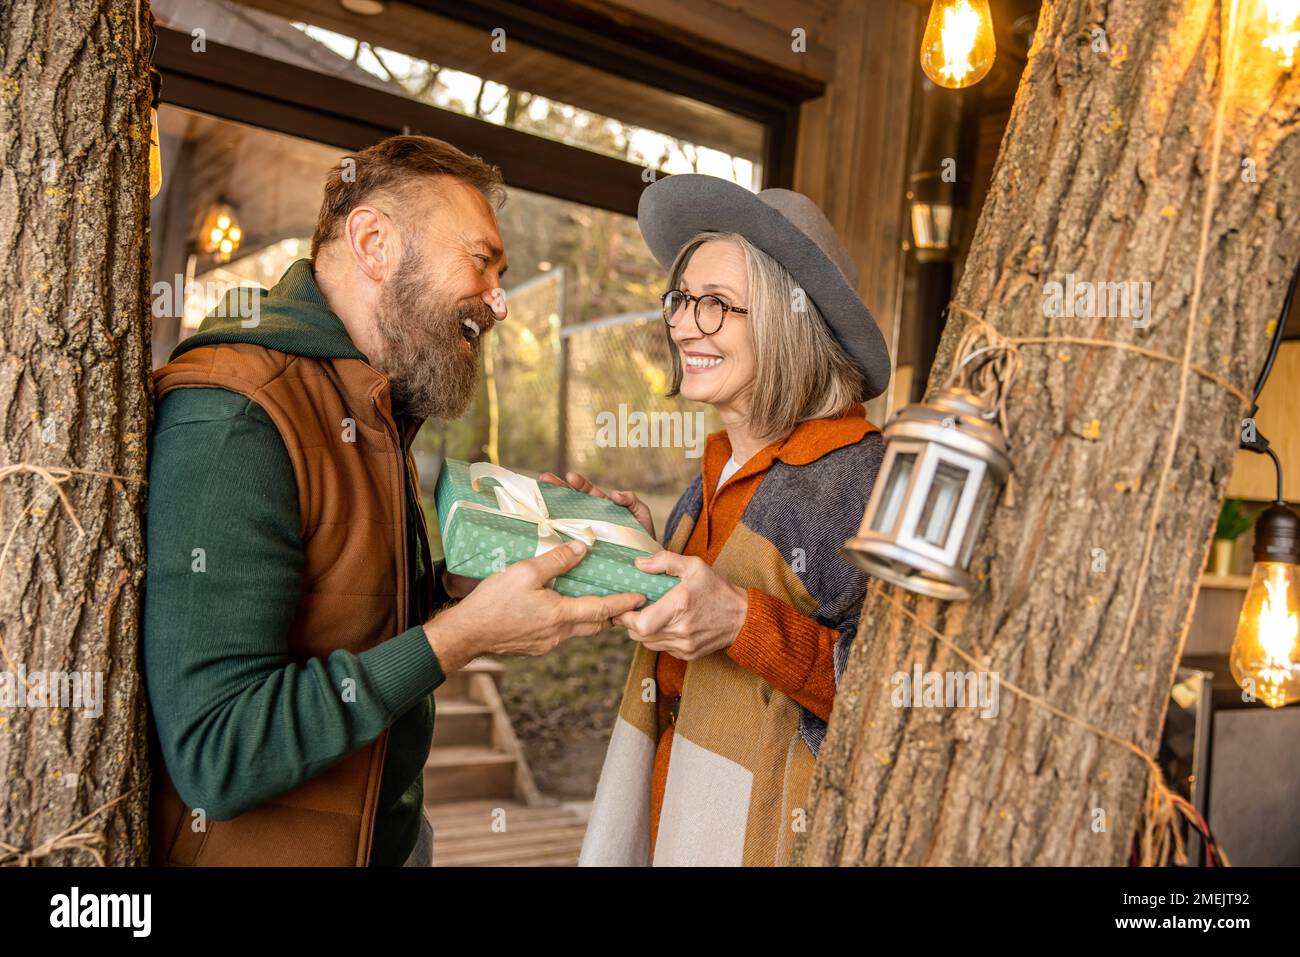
1263,0,1300,67
1231,561,1300,708
219,238,234,255
217,214,231,230
920,0,997,89
228,226,242,242
149,107,163,199
209,227,223,245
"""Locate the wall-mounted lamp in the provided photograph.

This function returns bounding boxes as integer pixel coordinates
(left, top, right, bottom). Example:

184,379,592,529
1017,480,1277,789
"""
909,201,953,255
148,21,163,200
148,66,162,199
198,201,243,263
908,168,956,263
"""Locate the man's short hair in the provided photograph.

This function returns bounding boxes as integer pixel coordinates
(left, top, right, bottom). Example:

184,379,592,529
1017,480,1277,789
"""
311,134,505,259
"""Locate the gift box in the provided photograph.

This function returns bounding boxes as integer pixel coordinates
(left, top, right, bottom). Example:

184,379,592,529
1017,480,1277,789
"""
434,458,678,603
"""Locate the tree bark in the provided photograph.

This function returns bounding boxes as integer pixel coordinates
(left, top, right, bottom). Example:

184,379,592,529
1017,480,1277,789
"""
798,0,1300,866
0,1,153,865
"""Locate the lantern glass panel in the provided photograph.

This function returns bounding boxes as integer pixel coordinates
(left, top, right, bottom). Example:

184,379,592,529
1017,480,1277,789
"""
959,476,997,566
870,451,917,535
917,460,969,548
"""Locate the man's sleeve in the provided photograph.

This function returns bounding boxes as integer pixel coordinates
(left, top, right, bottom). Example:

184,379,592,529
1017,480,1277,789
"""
143,387,444,821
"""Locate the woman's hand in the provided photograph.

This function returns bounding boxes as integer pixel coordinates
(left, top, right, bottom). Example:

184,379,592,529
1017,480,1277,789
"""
538,470,656,539
613,551,749,661
441,567,480,600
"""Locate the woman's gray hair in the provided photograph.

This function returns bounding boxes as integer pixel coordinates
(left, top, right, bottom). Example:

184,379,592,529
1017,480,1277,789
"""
664,231,866,442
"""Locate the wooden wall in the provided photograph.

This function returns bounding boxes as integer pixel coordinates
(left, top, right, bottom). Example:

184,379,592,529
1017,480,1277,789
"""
571,0,839,87
793,1,924,424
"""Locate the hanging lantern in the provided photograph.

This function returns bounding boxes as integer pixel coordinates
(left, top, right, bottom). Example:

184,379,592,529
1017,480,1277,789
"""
919,0,997,90
198,201,243,264
844,385,1010,600
1262,0,1300,68
846,322,1017,601
1229,504,1300,708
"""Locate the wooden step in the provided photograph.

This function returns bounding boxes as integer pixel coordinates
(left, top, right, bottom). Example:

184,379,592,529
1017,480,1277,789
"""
432,700,494,747
423,798,527,818
424,746,516,803
439,657,505,700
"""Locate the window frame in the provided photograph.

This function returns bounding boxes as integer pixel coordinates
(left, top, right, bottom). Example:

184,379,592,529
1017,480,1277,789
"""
153,3,817,217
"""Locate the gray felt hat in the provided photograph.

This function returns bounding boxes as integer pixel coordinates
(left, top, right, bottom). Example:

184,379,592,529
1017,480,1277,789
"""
638,174,891,399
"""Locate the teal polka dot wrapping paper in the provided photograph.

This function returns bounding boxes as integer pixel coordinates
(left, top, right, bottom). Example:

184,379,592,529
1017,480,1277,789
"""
433,458,678,603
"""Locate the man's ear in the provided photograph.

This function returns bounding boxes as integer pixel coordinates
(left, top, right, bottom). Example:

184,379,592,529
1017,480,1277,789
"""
343,205,393,282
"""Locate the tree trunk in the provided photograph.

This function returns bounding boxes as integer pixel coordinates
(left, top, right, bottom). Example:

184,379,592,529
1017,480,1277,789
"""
0,1,153,865
798,0,1300,866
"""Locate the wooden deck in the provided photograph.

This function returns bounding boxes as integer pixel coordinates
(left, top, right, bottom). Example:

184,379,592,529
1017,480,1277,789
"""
426,800,590,867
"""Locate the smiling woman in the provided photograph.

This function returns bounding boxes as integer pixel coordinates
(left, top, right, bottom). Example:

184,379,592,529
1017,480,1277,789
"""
577,175,890,866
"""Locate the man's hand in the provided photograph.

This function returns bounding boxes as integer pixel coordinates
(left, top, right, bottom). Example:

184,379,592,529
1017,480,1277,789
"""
424,540,647,673
539,470,655,539
614,551,749,661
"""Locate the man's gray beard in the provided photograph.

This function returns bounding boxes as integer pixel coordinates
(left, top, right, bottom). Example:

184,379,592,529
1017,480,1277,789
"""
373,273,495,422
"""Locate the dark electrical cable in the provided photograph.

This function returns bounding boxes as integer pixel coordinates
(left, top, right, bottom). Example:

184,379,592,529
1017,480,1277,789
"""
1253,257,1300,406
1240,257,1298,505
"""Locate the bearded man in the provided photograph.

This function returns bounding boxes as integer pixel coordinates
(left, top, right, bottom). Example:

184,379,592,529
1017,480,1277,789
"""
143,135,645,867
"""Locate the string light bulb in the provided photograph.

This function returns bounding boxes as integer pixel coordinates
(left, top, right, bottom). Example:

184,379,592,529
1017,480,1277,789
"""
1230,505,1300,708
919,0,997,89
1263,0,1300,68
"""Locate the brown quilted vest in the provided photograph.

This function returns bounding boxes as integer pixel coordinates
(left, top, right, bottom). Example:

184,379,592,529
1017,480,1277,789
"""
149,341,434,866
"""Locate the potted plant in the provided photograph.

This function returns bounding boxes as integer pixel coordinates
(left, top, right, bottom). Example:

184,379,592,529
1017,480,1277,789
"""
1210,499,1254,577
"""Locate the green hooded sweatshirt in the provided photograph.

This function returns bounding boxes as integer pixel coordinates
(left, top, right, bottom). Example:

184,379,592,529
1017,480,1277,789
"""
143,260,445,866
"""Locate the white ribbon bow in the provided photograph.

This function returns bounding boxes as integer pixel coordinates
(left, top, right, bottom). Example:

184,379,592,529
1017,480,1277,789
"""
443,462,661,559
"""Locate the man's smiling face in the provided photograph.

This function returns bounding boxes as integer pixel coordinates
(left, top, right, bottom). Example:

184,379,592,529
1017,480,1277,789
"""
372,177,509,421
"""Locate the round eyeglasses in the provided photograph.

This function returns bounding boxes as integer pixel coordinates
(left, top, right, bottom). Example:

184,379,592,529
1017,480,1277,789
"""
660,289,750,336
